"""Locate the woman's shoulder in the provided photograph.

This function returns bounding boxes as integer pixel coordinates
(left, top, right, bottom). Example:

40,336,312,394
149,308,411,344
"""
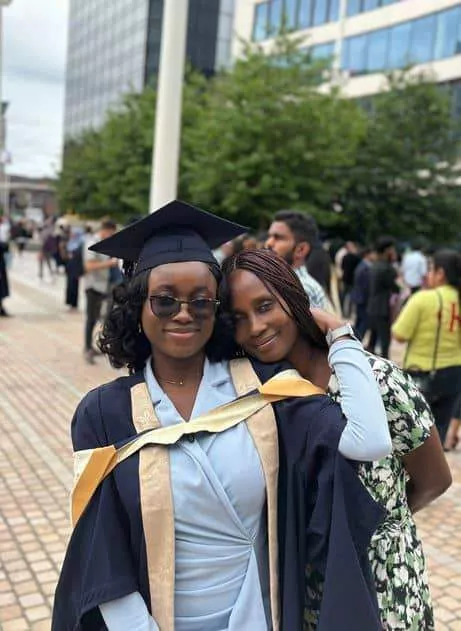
71,373,144,449
78,373,144,411
365,352,422,402
411,288,440,307
247,356,295,382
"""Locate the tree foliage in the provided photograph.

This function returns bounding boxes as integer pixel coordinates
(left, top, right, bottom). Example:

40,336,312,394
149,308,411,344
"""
58,87,156,221
58,39,461,243
341,71,461,243
183,36,366,228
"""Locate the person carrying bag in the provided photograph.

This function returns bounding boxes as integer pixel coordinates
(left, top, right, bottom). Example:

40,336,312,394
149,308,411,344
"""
392,250,461,443
406,290,442,405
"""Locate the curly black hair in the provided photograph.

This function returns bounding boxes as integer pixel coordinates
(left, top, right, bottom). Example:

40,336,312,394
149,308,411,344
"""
98,266,238,374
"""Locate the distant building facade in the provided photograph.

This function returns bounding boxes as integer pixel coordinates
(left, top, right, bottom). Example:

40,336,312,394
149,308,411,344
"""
7,175,58,218
234,0,461,116
64,0,236,139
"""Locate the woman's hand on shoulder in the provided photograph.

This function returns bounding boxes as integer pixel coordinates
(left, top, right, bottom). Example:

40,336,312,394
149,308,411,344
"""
310,307,345,334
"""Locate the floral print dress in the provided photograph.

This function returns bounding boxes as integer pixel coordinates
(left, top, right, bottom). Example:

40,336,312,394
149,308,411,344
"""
305,354,435,630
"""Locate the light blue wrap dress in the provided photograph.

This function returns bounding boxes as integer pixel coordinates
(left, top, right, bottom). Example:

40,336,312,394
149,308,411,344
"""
145,357,271,631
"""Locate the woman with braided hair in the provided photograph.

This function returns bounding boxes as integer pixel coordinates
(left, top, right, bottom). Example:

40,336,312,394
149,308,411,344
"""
220,248,452,631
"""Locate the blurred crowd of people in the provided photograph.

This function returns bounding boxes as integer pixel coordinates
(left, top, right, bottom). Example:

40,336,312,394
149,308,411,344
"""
1,208,460,451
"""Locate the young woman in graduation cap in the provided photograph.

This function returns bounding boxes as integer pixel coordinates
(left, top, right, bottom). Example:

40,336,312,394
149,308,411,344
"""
52,201,392,631
220,248,452,631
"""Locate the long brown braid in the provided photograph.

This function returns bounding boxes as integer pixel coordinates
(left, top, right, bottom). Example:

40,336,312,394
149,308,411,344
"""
220,249,328,351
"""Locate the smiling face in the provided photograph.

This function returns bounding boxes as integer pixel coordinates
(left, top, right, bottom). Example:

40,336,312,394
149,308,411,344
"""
228,269,299,363
141,261,218,361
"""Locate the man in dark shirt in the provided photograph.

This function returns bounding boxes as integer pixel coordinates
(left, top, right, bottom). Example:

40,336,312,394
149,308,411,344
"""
367,236,400,359
341,242,361,317
351,246,376,340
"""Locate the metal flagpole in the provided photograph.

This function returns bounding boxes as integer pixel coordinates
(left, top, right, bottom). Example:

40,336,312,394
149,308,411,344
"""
149,0,189,212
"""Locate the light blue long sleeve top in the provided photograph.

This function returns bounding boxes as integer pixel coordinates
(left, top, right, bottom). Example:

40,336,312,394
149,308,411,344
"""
100,339,391,630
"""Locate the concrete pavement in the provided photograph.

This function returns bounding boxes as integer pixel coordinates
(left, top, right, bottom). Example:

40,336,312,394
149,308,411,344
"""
0,251,460,630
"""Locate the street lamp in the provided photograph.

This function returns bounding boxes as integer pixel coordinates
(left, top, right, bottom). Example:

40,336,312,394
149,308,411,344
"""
149,0,189,212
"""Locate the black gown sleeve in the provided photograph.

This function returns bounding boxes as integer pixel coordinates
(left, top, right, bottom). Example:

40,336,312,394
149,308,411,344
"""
52,389,140,631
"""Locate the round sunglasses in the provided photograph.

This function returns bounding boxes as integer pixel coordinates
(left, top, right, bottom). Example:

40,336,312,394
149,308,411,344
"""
149,295,220,319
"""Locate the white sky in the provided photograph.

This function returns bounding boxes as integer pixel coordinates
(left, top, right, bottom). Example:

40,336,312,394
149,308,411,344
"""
3,0,69,178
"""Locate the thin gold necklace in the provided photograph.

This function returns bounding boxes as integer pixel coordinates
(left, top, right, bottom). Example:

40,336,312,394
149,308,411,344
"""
156,372,202,387
157,376,186,387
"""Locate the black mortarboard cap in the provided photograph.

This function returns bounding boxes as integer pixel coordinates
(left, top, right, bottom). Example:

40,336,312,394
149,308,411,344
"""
89,200,247,274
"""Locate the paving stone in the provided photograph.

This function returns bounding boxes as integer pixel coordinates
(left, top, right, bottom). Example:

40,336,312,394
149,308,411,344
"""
2,618,30,631
24,605,51,622
18,592,46,608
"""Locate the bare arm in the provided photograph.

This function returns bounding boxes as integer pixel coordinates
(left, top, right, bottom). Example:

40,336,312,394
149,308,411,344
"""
403,427,452,514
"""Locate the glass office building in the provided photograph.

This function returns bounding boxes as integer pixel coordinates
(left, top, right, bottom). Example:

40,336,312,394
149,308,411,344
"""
64,0,235,138
236,0,461,119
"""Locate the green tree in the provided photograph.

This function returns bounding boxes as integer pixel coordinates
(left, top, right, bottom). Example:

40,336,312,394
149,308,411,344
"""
182,35,366,228
58,87,157,221
342,71,461,243
58,71,210,222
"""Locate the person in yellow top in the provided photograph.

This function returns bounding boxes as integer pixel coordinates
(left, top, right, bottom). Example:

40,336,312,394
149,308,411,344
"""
393,249,461,443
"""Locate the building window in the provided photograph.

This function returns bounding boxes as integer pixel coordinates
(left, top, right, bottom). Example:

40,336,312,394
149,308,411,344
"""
342,6,461,76
311,41,335,61
434,6,461,60
343,34,368,75
386,21,412,69
347,0,362,16
269,0,283,34
313,0,328,27
366,27,388,72
329,0,340,22
363,0,379,11
347,0,400,16
409,14,436,65
253,0,345,39
253,2,269,41
298,0,313,29
285,0,299,29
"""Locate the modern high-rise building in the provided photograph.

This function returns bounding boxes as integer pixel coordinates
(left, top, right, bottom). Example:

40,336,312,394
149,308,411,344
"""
233,0,461,112
64,0,235,139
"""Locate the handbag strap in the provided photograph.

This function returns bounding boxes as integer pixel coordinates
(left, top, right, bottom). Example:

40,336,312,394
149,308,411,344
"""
430,290,443,374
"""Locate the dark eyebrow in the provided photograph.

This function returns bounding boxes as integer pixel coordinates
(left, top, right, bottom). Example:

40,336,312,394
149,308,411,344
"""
231,295,275,311
268,232,286,239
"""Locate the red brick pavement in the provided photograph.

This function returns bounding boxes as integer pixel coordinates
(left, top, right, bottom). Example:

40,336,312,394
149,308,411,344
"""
0,254,460,629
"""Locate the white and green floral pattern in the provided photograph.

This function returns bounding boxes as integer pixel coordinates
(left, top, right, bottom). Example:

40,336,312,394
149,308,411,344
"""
305,354,435,630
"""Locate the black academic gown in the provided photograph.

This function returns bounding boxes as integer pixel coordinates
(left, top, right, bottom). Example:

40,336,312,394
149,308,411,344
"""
251,359,384,631
52,366,384,631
